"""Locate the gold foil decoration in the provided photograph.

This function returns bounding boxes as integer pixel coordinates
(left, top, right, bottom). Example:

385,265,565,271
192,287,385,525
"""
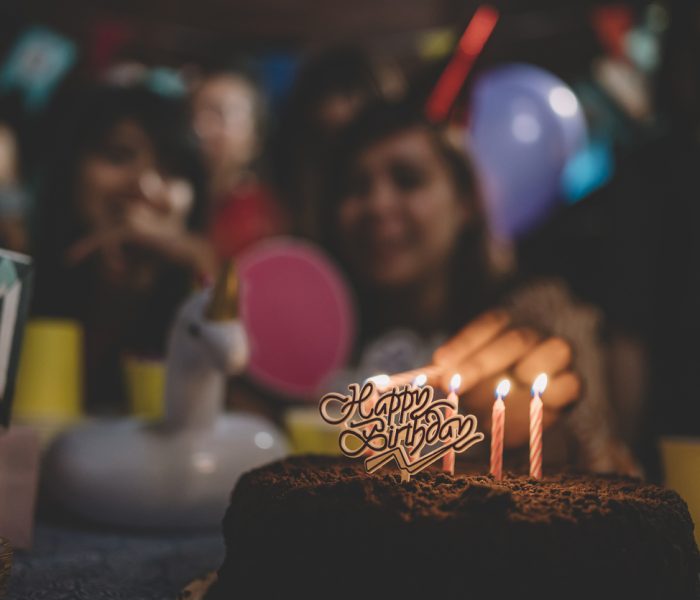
205,260,239,321
320,381,484,482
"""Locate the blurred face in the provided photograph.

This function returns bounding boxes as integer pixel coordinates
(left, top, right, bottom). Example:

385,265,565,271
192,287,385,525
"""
76,119,194,279
192,75,258,173
336,127,470,289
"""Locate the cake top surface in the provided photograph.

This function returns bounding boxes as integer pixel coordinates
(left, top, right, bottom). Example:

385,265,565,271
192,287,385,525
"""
235,455,688,525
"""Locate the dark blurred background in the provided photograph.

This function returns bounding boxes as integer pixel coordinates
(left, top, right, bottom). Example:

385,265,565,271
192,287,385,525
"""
1,0,698,478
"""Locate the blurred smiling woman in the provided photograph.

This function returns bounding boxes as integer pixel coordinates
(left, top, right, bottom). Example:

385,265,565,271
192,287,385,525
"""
323,101,636,474
32,83,215,413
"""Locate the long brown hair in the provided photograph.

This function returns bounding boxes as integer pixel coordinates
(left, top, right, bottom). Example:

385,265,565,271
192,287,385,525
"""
321,100,496,342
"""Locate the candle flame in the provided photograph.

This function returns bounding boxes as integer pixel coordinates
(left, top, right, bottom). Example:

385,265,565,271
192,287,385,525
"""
532,373,548,395
413,373,428,387
449,373,461,393
495,379,511,399
368,374,391,389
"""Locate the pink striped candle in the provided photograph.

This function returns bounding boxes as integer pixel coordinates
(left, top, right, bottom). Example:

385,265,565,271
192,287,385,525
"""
529,373,548,479
442,373,461,475
490,379,511,480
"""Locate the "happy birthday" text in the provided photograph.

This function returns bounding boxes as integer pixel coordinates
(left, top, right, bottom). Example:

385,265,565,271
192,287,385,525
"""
319,382,484,477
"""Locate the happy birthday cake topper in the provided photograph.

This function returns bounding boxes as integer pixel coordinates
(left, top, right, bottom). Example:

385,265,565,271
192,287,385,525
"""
319,378,484,482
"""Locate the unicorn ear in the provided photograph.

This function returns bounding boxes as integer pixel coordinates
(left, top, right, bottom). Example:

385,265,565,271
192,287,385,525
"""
206,260,239,321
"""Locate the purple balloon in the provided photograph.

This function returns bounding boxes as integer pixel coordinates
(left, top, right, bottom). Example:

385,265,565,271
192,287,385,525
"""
468,64,587,239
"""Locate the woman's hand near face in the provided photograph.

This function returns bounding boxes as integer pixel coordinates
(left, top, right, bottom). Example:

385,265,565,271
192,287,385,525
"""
68,119,218,282
432,310,581,448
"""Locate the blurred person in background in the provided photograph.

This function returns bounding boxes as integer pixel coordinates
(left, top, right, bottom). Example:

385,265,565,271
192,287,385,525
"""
321,101,637,474
191,65,287,259
272,46,384,238
31,83,213,413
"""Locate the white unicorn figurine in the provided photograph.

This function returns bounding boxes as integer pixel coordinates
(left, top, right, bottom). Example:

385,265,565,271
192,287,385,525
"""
45,263,288,530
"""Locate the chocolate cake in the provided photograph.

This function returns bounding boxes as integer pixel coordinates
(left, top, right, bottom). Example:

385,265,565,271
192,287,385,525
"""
0,537,11,596
206,455,700,600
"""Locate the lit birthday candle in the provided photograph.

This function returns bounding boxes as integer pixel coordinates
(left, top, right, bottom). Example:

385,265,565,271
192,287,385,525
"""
364,374,391,456
367,373,391,393
529,373,548,479
490,379,510,480
406,373,428,463
442,373,461,475
412,373,428,388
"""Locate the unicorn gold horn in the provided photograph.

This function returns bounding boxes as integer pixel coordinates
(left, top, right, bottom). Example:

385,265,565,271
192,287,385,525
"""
206,259,239,321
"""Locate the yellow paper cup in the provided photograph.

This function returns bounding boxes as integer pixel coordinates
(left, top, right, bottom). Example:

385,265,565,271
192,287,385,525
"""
123,356,165,421
285,406,342,455
12,318,83,422
660,436,700,546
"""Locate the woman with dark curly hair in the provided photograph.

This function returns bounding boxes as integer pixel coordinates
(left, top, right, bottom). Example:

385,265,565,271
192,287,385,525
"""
32,83,215,413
